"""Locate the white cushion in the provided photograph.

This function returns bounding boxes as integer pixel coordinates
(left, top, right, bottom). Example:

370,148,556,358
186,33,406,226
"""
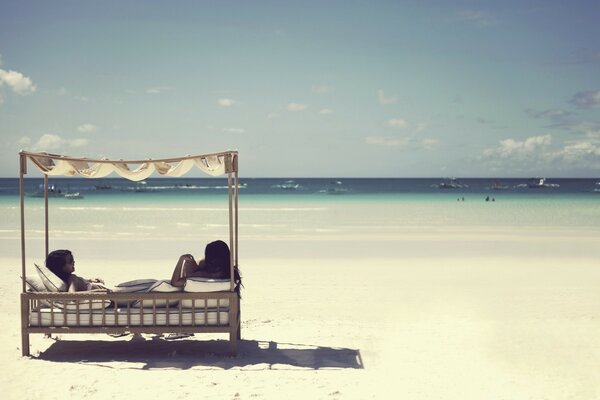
181,278,231,308
131,280,182,308
184,278,231,293
25,275,47,292
35,263,67,292
115,279,158,289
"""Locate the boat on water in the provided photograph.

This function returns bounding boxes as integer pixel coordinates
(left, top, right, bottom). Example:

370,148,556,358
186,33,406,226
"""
320,180,348,195
134,181,157,192
64,192,84,200
527,178,559,189
593,182,600,193
487,180,509,190
27,184,65,198
273,180,300,190
94,181,112,190
433,178,468,189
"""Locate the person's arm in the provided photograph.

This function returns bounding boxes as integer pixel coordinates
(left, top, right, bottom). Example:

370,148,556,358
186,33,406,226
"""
170,254,197,287
67,275,86,292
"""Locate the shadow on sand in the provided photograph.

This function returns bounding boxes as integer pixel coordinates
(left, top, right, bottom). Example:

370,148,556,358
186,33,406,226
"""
34,337,364,370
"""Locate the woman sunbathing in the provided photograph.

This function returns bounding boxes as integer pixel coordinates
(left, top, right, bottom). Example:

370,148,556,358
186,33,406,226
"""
45,249,110,292
170,240,241,288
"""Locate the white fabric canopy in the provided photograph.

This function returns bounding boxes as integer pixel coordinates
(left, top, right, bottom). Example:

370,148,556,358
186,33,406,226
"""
25,152,233,181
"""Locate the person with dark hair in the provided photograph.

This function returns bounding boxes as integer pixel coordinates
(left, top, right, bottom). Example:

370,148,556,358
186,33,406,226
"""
166,240,242,340
45,249,109,292
170,240,242,290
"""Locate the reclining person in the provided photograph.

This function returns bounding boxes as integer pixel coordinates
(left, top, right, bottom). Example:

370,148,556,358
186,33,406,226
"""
170,240,241,289
45,249,110,292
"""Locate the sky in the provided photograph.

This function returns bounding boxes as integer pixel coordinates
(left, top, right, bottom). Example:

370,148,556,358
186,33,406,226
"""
0,0,599,178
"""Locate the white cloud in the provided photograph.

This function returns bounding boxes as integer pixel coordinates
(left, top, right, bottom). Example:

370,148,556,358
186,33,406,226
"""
146,88,161,94
17,136,31,147
0,68,36,95
35,134,64,151
267,112,279,119
222,128,245,134
377,89,397,105
482,135,552,159
218,98,236,107
386,118,408,128
421,138,439,151
69,138,89,147
366,135,437,150
479,133,600,173
287,103,307,111
319,108,333,115
75,96,89,102
366,135,410,147
57,87,67,96
24,134,90,152
454,10,498,27
77,123,97,133
311,85,334,94
570,90,600,108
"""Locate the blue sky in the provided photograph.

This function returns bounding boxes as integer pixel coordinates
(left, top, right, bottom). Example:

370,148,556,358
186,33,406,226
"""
1,0,599,177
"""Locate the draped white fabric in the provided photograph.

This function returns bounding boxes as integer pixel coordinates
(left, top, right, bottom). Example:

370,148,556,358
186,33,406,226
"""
28,154,228,181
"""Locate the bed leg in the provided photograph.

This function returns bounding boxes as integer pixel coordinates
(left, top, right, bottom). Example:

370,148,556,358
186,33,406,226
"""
229,330,238,356
21,332,30,357
20,294,30,357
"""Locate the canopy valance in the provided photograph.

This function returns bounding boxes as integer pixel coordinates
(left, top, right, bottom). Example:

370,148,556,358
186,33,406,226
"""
19,150,237,181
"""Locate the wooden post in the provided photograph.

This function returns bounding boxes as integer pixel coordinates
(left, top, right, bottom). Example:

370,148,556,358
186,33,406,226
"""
44,174,49,259
226,155,234,292
229,293,239,356
19,154,30,356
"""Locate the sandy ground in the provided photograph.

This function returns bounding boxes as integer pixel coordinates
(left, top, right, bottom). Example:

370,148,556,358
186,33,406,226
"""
1,230,600,399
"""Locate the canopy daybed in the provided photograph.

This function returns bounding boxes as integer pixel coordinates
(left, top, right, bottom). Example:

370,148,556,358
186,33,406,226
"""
19,150,240,356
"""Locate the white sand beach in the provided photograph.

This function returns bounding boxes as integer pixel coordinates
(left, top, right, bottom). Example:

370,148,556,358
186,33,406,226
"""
1,224,599,400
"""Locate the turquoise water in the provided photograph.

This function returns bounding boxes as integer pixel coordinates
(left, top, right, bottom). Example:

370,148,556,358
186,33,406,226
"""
1,178,598,261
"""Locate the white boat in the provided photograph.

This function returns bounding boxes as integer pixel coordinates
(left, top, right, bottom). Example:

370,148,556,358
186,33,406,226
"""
64,192,84,200
273,180,300,190
27,183,65,198
527,178,559,188
593,182,600,193
322,180,348,195
434,178,468,189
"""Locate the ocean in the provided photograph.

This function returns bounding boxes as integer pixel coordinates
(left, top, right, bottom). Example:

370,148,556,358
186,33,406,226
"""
1,177,598,261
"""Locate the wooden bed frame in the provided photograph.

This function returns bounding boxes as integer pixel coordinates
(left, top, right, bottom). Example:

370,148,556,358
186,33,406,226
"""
19,150,240,356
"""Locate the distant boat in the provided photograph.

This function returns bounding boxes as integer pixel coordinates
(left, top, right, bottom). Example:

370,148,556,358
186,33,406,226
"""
527,178,559,188
274,180,300,190
134,181,156,192
321,180,348,195
487,180,509,190
593,182,600,194
27,183,65,198
433,178,468,189
94,181,112,190
64,192,84,200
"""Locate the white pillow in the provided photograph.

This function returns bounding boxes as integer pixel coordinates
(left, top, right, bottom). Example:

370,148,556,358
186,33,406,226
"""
24,275,47,292
35,263,67,292
131,280,182,308
184,277,231,293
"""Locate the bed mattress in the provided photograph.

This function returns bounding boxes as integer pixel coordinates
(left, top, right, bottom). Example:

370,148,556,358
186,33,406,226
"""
29,307,230,327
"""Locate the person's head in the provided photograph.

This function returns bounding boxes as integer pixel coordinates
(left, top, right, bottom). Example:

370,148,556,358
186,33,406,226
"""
45,249,74,283
204,240,231,276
